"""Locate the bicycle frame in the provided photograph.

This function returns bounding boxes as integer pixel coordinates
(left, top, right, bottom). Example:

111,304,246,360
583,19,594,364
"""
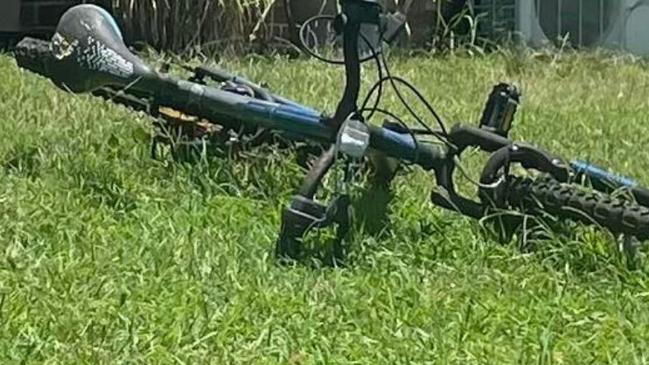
103,65,648,222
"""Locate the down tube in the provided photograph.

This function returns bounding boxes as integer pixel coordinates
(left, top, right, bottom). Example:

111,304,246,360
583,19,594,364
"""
161,81,447,170
242,100,447,170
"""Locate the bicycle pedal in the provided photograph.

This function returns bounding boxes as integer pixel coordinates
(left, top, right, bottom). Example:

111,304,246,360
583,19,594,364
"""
276,195,351,261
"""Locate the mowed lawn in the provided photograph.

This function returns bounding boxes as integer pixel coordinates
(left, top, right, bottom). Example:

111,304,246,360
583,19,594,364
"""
1,50,649,364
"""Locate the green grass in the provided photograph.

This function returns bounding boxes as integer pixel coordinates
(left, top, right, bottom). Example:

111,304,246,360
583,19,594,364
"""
1,50,649,364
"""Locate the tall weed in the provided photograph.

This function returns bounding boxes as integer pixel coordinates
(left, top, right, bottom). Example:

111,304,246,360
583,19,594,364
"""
112,0,279,53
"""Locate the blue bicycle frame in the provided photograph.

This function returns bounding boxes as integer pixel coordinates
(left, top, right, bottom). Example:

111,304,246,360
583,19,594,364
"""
149,75,448,170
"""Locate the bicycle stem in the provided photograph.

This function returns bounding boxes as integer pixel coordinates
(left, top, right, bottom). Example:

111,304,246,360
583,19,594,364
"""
330,0,382,129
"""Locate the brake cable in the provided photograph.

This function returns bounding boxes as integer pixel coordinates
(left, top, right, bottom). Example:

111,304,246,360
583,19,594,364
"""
355,29,453,149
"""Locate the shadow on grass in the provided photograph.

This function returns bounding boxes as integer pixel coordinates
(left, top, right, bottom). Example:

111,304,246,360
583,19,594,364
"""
68,160,139,215
354,180,394,238
3,145,42,179
480,212,647,276
156,137,324,202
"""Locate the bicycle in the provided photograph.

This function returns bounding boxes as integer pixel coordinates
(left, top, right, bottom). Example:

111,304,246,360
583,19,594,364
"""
13,1,649,263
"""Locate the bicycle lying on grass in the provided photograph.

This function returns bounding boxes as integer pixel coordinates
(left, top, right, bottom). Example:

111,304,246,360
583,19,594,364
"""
13,1,649,263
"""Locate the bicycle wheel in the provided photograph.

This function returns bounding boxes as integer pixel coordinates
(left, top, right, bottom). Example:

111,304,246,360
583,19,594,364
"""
502,176,649,240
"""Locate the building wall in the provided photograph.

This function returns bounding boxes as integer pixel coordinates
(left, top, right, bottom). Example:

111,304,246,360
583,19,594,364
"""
2,0,439,47
271,0,438,46
0,0,111,35
0,0,21,32
20,0,80,33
